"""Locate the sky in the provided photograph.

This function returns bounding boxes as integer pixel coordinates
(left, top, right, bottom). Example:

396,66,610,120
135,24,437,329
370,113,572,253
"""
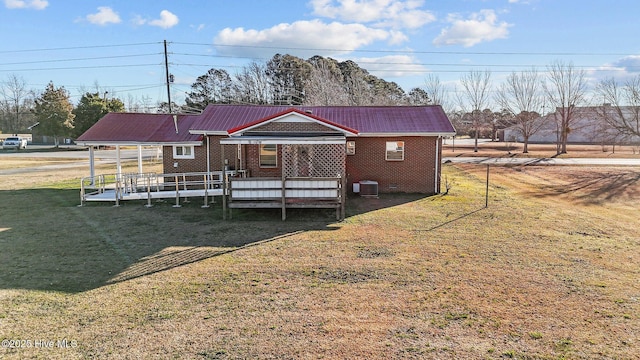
1,0,639,108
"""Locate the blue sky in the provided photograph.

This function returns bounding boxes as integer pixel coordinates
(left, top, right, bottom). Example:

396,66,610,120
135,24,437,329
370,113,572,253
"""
1,0,639,107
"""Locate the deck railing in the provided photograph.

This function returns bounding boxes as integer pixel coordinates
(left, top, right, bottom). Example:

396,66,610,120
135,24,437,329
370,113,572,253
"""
226,176,345,220
80,171,232,207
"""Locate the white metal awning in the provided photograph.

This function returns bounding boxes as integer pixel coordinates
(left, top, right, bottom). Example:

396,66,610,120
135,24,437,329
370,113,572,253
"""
219,136,346,145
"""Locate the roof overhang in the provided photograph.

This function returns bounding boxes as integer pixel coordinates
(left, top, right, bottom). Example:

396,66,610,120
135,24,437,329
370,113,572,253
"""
355,132,456,137
76,140,203,147
189,130,228,136
220,136,346,145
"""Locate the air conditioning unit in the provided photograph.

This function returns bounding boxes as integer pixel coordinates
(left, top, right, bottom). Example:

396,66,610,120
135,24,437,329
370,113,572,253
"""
359,180,378,198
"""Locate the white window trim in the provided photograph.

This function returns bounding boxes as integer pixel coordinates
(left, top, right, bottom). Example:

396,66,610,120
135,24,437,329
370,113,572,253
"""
173,145,195,159
385,141,404,161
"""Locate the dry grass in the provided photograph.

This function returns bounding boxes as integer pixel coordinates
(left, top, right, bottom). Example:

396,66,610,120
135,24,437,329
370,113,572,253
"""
0,157,638,359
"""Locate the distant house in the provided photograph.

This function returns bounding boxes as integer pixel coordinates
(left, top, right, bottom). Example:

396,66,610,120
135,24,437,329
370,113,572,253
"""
76,105,455,219
502,105,640,145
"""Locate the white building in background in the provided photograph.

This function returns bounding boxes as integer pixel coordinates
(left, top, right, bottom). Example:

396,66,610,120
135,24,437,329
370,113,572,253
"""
502,105,640,145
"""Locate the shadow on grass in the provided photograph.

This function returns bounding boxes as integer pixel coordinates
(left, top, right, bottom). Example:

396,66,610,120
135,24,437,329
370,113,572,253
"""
0,188,426,293
412,207,486,232
525,169,640,205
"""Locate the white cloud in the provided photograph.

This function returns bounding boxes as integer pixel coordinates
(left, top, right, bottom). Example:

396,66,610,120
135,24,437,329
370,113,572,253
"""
134,10,179,29
4,0,48,10
191,24,206,32
149,10,179,29
310,0,436,29
433,9,511,47
589,55,640,82
86,7,121,26
215,20,390,58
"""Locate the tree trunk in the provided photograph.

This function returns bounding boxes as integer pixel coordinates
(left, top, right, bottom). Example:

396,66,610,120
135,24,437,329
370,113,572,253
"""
523,135,529,153
474,125,479,152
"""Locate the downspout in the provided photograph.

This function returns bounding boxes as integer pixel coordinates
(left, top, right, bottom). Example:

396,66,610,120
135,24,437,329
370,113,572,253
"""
434,136,440,194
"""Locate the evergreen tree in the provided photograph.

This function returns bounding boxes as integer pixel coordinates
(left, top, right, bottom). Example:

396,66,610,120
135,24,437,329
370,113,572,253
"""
33,82,74,146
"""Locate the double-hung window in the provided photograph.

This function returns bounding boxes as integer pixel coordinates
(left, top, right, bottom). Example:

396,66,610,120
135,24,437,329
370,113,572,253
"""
173,145,194,159
385,141,404,161
259,144,277,167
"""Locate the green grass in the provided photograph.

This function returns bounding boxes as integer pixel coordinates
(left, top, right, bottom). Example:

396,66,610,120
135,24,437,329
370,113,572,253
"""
0,164,638,359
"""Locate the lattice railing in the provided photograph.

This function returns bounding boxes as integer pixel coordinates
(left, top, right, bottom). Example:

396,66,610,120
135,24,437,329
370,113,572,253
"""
282,144,345,178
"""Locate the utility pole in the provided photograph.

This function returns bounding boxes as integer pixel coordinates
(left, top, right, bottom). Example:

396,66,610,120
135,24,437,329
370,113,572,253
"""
164,40,172,113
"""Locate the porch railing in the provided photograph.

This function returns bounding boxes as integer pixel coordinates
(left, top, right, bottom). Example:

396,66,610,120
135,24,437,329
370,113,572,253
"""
80,171,233,207
226,176,345,220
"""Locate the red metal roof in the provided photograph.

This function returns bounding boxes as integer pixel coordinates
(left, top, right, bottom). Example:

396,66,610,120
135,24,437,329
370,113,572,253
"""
77,105,455,144
196,105,455,135
76,112,202,144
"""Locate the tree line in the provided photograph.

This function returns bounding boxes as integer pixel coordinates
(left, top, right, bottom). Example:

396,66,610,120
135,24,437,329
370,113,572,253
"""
2,54,639,154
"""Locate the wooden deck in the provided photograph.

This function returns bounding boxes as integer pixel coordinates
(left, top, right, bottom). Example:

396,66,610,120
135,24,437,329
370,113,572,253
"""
80,172,346,220
80,171,227,208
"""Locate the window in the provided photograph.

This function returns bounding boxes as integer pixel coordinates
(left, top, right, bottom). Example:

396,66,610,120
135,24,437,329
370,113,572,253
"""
173,145,194,159
386,141,404,161
259,144,277,167
346,141,356,155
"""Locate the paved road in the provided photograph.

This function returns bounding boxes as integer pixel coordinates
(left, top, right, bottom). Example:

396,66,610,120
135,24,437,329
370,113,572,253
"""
443,157,640,166
0,146,162,176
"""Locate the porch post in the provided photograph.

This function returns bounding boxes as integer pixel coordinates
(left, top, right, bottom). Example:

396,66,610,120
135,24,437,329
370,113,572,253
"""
137,145,143,174
281,144,286,221
222,143,227,220
206,136,211,175
435,136,441,194
116,145,122,178
89,146,95,185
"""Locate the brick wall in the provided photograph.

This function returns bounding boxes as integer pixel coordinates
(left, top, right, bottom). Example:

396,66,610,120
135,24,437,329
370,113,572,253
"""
162,133,444,195
162,136,236,174
346,136,441,194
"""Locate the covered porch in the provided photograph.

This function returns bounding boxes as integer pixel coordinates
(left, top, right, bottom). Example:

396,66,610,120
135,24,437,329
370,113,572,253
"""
220,136,347,220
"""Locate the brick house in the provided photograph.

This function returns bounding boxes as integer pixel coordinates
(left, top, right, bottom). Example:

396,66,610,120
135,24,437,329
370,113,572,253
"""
77,105,455,219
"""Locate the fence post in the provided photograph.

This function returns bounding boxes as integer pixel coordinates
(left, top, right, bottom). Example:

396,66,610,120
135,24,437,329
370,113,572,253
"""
485,164,490,208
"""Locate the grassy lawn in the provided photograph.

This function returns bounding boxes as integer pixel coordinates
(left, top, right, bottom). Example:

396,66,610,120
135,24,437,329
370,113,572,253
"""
0,162,638,359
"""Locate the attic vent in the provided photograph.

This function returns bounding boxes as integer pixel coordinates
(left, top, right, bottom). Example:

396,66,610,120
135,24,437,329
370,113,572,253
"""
305,109,313,114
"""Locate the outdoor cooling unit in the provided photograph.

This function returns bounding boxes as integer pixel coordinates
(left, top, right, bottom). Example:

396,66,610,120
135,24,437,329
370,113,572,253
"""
359,180,378,197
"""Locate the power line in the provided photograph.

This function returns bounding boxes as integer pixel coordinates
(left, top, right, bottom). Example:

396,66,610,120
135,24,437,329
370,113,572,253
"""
174,41,637,57
0,42,162,54
0,53,162,67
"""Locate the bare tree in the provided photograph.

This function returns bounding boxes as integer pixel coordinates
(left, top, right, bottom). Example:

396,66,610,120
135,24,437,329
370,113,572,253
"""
234,61,272,104
0,74,35,133
543,61,587,154
594,75,640,138
303,58,348,105
457,70,492,152
496,69,546,153
424,74,449,110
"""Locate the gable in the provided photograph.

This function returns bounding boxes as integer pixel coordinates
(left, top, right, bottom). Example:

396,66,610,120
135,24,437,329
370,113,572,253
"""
227,109,359,137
